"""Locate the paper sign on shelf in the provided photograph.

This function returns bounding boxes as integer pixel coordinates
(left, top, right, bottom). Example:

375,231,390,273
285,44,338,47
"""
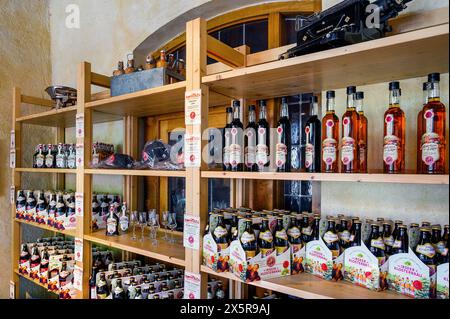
10,186,15,205
76,114,84,138
184,130,201,168
184,271,201,299
185,89,202,125
73,265,83,291
74,237,83,263
75,192,83,217
9,281,15,299
10,150,16,168
10,130,15,149
183,215,200,250
76,144,84,167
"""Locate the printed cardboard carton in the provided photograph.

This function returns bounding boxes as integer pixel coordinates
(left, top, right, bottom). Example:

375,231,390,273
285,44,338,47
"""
203,233,230,272
305,238,344,281
436,262,449,299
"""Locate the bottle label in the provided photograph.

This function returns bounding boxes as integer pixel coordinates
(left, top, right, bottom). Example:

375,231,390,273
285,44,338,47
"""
275,230,288,240
339,230,351,242
245,146,256,167
224,129,231,165
45,155,54,168
383,135,399,165
259,230,273,243
67,155,76,169
56,155,66,168
305,143,314,169
421,133,440,165
434,241,446,254
241,231,256,244
213,226,228,239
275,245,288,255
119,216,129,232
230,128,242,168
416,243,436,258
260,248,274,257
341,137,355,165
322,138,337,165
36,154,44,168
287,227,301,239
256,128,268,167
359,143,366,165
275,143,287,168
323,231,339,244
393,240,401,248
370,238,385,250
302,226,312,236
107,218,117,234
384,236,394,247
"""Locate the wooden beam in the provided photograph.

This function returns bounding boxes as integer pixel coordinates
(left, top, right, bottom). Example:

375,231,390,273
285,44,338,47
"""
207,35,246,68
21,95,54,107
91,72,111,88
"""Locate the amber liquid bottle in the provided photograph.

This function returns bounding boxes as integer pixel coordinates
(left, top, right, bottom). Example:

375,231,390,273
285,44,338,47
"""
417,82,430,173
322,91,340,172
341,86,360,173
420,73,446,174
383,81,406,173
356,92,368,173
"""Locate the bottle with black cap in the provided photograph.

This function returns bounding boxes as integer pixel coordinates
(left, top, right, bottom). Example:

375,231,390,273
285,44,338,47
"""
223,106,233,171
420,73,446,174
355,91,368,173
341,86,360,173
322,90,339,173
256,100,270,171
245,105,258,171
230,100,244,171
275,97,291,172
383,81,406,173
417,82,431,173
304,96,321,172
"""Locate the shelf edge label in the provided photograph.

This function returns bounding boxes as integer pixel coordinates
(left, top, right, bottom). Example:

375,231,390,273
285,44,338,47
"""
10,130,15,149
183,271,201,299
75,192,83,217
76,113,85,138
183,214,200,250
185,89,202,125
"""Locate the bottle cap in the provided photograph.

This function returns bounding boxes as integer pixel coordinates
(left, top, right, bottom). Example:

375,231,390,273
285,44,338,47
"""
389,81,400,90
355,91,364,100
232,100,240,107
226,107,232,113
428,73,440,82
398,224,407,229
248,105,256,111
420,227,431,232
423,82,431,91
326,90,335,99
346,86,356,95
258,100,266,107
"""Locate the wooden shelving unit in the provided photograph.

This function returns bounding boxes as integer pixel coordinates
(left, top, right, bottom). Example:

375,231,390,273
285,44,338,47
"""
15,168,76,174
15,219,76,237
85,168,186,177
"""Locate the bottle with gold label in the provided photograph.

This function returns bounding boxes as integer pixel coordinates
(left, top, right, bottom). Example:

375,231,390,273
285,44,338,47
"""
392,225,409,255
322,219,340,259
431,225,445,256
341,86,360,173
258,218,274,257
417,82,431,173
348,220,362,247
338,218,351,251
415,228,437,269
230,213,239,241
287,215,302,252
274,217,288,255
366,223,386,266
241,219,257,260
301,214,312,243
382,222,394,257
213,214,230,250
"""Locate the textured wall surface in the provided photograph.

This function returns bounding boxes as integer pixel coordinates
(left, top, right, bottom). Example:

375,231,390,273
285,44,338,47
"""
0,0,52,298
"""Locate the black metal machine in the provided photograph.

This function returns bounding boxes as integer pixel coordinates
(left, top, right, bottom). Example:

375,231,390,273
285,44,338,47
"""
280,0,413,59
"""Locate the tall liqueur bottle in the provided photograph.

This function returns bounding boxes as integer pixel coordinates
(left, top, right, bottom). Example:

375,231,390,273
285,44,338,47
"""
241,219,257,260
106,204,119,236
223,107,233,171
417,82,431,173
230,100,244,172
245,105,258,171
256,100,270,171
274,217,289,255
341,86,360,173
366,223,386,266
276,97,291,172
304,96,321,172
348,220,362,247
323,218,340,259
383,81,406,173
322,91,340,173
415,228,437,271
45,144,55,168
213,214,230,250
355,92,368,173
420,73,446,174
258,218,274,257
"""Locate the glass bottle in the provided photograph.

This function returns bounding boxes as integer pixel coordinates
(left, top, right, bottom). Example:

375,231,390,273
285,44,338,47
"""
383,81,406,173
323,219,340,259
55,143,67,168
341,86,360,173
241,218,257,260
89,266,98,299
356,92,368,173
216,282,226,300
15,190,26,219
47,193,57,226
311,215,321,241
431,225,445,259
275,97,291,172
34,144,45,168
338,218,351,250
366,223,386,266
40,247,50,283
305,96,322,172
274,217,289,255
349,220,362,247
382,222,394,257
420,73,446,174
204,211,212,236
213,213,230,250
45,144,55,168
287,215,302,251
415,228,437,270
106,204,119,236
230,213,239,241
245,105,258,171
113,61,125,76
30,244,41,270
256,100,270,171
392,225,409,255
59,262,70,287
417,82,430,173
25,190,36,222
301,214,312,243
258,218,274,257
55,193,66,219
223,107,233,171
230,100,244,172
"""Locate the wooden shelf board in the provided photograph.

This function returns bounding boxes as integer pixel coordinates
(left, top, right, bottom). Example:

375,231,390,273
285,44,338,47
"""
15,219,76,237
14,269,58,295
84,169,186,177
15,168,76,174
201,266,409,299
203,24,449,99
84,231,186,267
201,171,449,185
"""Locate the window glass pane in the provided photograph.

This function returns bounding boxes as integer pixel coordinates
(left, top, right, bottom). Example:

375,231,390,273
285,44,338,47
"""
209,179,230,210
284,15,298,45
168,131,186,231
244,20,268,53
218,24,244,48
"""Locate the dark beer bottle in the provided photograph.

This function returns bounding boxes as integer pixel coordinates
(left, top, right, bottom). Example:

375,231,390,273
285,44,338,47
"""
230,100,244,172
287,216,302,251
274,217,288,255
112,279,127,299
223,107,233,171
134,286,143,299
323,219,340,259
230,213,239,241
30,244,41,269
275,97,291,172
245,105,258,171
256,100,270,171
36,191,47,224
349,220,362,247
304,96,322,172
366,223,386,266
431,225,445,256
241,218,257,260
301,214,312,243
92,195,100,216
392,220,403,240
204,212,212,236
89,266,98,299
66,194,76,217
213,214,230,250
383,222,394,256
15,190,26,219
55,193,66,218
415,228,437,269
338,218,351,250
440,240,449,264
311,216,321,241
258,218,274,257
443,224,449,243
25,190,36,221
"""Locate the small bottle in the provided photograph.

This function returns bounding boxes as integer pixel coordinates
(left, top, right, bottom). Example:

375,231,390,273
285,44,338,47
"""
348,220,362,247
134,286,143,299
45,144,55,168
113,61,125,76
30,244,41,270
34,144,45,168
311,215,321,241
322,91,339,172
59,262,70,287
382,222,394,257
417,82,431,173
213,214,230,250
106,204,119,236
241,218,257,260
338,218,351,250
47,193,57,226
119,202,129,233
89,267,98,299
230,213,239,241
216,282,226,300
55,193,66,219
112,279,127,299
204,211,212,236
275,97,291,172
25,190,37,222
160,49,167,68
124,54,135,74
230,100,244,172
223,107,233,171
323,218,340,259
258,218,274,257
304,96,321,172
274,217,289,255
415,227,437,270
66,194,76,217
144,55,156,70
66,144,76,169
391,220,403,240
366,223,386,266
256,100,270,171
341,86,360,173
207,284,214,299
245,105,258,171
301,214,312,243
287,215,303,251
39,247,50,283
355,92,368,173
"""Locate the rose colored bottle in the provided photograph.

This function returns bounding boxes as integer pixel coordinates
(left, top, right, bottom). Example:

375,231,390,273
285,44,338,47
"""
356,91,368,173
321,90,340,173
341,86,360,173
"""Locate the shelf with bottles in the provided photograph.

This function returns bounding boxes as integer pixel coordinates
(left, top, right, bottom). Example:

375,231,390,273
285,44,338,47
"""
14,269,59,295
14,218,76,237
15,167,77,174
202,24,449,101
85,169,186,177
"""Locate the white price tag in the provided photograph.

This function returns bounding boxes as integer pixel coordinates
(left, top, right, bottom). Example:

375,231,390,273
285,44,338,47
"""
10,130,15,149
76,114,84,138
184,131,201,168
75,192,83,217
183,215,200,250
10,186,15,205
10,150,16,168
183,271,201,299
73,265,83,291
76,144,84,167
9,281,15,299
74,237,83,263
185,89,202,125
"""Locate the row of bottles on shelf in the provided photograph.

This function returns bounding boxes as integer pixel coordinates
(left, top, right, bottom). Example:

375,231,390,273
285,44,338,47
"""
220,72,446,174
91,194,129,235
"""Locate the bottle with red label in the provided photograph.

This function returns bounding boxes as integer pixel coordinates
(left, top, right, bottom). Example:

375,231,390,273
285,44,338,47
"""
256,100,270,171
245,105,258,171
341,86,360,173
420,73,446,174
304,96,321,172
355,92,368,173
322,91,339,173
383,81,406,173
230,100,244,172
417,82,431,173
223,107,233,171
276,97,291,172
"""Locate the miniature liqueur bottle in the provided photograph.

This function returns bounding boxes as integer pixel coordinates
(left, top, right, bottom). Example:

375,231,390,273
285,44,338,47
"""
311,215,321,241
119,202,129,233
304,96,322,172
420,73,446,174
241,219,257,260
15,190,26,219
415,228,437,271
366,223,386,266
159,49,167,68
45,144,55,168
383,81,406,173
30,245,41,270
287,215,303,251
213,214,230,250
19,243,30,264
322,91,340,172
106,204,119,236
323,219,340,259
125,53,135,74
338,218,351,250
301,214,312,243
348,220,362,247
245,105,258,171
55,143,67,168
67,144,76,169
355,92,368,173
341,86,360,173
34,144,45,168
256,100,270,171
258,218,274,257
96,273,110,299
417,82,431,173
276,97,291,172
230,100,244,172
392,225,409,255
382,222,394,257
113,279,127,299
274,217,289,255
113,61,125,76
223,107,233,171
